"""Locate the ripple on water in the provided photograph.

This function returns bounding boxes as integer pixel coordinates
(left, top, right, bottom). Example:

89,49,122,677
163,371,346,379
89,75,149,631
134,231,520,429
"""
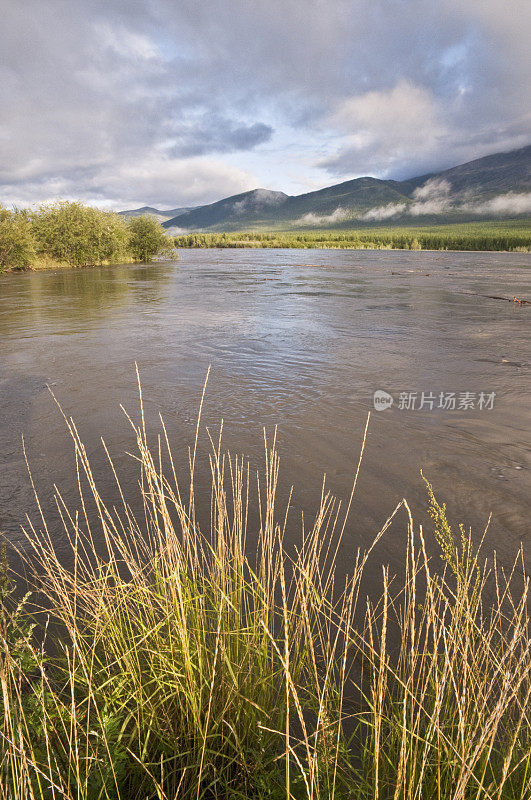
0,249,530,568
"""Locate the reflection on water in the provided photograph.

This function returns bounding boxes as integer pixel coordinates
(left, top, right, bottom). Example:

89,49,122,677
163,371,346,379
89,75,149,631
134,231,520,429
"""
0,251,530,573
0,263,173,336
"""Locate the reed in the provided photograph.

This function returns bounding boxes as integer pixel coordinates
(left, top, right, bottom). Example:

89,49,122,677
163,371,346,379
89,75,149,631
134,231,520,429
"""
1,386,529,799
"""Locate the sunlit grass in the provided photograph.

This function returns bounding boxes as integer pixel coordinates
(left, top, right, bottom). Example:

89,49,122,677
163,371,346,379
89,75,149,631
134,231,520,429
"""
1,380,529,799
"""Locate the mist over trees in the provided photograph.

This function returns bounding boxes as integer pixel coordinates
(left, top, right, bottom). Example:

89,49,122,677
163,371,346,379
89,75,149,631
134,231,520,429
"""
0,201,174,273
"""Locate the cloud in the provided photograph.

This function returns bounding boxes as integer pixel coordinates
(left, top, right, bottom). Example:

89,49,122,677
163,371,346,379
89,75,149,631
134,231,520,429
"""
232,189,287,214
0,1,272,207
358,180,453,221
358,184,531,222
0,0,530,206
464,192,531,215
359,204,407,221
409,177,453,214
169,119,273,158
1,153,257,209
321,81,449,177
357,178,453,221
412,178,452,201
296,207,351,226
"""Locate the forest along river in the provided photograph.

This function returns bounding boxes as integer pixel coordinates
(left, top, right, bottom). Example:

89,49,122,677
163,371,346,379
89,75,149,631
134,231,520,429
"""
0,248,530,581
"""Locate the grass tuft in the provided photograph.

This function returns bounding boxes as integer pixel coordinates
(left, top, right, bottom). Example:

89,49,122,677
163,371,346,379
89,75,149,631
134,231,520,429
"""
1,393,529,799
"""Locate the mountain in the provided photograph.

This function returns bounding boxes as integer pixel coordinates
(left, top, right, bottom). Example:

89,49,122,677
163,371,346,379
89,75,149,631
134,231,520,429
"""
118,205,195,221
407,146,531,199
152,145,531,231
162,179,409,231
163,188,289,231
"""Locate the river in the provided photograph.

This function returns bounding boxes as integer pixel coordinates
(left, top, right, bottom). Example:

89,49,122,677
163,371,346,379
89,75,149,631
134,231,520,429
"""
1,249,529,575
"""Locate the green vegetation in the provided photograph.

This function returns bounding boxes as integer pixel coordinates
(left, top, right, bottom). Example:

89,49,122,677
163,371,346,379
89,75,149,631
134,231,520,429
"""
1,399,529,799
0,207,35,272
0,201,174,273
174,220,531,251
127,214,174,262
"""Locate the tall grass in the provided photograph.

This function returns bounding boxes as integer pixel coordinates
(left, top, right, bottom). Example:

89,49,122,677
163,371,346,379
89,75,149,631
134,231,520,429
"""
1,388,529,799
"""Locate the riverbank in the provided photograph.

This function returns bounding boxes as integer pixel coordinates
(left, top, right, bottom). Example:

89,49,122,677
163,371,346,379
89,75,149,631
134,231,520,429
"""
2,253,137,273
1,406,529,800
173,219,531,251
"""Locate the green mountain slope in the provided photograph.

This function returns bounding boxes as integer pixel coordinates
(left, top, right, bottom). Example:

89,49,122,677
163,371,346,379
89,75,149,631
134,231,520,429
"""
157,145,531,231
408,145,531,198
164,189,288,230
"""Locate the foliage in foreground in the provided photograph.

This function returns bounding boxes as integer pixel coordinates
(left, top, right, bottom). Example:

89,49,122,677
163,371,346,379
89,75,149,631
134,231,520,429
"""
174,221,531,252
0,202,174,272
1,401,529,800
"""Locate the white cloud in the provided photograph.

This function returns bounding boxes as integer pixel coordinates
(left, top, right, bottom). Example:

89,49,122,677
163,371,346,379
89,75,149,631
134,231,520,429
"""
95,23,160,61
323,81,448,176
2,153,257,210
359,204,407,221
464,192,531,215
356,178,453,221
409,177,453,214
357,182,531,221
410,179,531,217
297,207,351,226
357,177,453,218
413,178,452,201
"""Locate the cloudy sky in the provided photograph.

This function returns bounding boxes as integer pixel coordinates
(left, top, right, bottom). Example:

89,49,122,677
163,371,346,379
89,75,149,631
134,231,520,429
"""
1,0,529,209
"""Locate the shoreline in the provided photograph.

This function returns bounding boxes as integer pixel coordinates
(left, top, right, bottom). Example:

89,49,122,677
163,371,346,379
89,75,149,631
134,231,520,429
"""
171,220,531,254
173,244,531,254
0,256,177,276
2,247,530,278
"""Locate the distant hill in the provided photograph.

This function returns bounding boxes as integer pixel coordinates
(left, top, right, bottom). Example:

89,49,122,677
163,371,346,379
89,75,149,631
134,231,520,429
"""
118,205,195,221
133,145,531,232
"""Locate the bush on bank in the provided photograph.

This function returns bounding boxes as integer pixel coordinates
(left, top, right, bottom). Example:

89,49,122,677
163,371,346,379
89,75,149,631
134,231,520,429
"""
0,207,35,272
0,202,174,273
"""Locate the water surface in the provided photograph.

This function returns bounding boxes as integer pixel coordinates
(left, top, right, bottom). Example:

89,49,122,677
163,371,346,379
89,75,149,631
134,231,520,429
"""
1,250,529,572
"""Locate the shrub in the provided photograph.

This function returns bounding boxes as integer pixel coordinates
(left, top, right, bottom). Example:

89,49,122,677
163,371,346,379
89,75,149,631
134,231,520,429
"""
31,201,131,267
127,215,174,261
0,207,35,272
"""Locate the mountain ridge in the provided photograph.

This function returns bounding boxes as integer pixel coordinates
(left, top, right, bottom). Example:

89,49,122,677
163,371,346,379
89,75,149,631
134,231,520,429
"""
123,145,531,231
118,205,195,221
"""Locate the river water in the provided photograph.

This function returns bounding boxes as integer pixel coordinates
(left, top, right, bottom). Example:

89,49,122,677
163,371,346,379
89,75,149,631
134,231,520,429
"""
1,249,529,574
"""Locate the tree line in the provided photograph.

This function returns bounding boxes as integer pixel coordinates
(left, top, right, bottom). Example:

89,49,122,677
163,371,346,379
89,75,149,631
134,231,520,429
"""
0,201,174,273
173,223,531,252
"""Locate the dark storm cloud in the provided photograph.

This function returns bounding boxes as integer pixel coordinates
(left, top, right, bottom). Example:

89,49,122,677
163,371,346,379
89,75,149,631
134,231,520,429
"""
0,0,529,206
170,119,273,158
